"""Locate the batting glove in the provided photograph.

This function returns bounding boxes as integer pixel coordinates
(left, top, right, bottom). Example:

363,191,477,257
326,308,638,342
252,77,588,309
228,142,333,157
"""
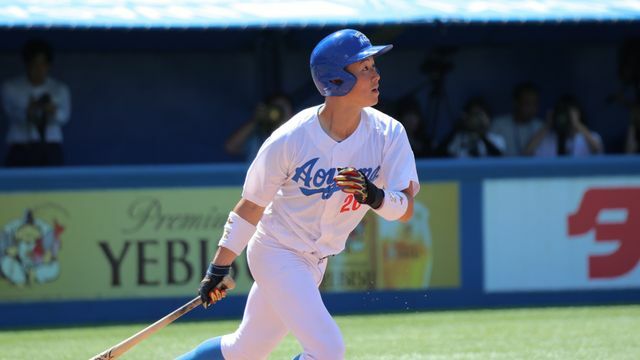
334,167,384,209
198,263,231,308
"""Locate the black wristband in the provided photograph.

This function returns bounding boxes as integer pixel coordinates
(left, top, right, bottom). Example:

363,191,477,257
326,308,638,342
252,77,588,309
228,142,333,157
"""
206,263,231,277
364,178,384,209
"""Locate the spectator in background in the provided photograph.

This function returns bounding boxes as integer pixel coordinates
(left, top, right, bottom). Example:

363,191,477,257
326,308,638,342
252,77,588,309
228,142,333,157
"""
625,103,640,154
394,96,429,157
435,97,506,158
525,95,603,157
490,82,543,156
225,93,292,161
2,39,71,167
608,38,640,154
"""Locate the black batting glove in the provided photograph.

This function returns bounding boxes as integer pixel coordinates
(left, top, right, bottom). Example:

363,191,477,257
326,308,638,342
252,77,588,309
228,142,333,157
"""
334,167,384,209
198,263,231,308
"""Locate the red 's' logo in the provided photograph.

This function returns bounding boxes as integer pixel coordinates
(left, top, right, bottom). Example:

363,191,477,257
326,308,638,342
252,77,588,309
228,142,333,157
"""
568,188,640,279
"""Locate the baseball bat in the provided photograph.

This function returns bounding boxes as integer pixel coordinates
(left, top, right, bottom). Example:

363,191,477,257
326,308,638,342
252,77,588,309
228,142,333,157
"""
89,276,235,360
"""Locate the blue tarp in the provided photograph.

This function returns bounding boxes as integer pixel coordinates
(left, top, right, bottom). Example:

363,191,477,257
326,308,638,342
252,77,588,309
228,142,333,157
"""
1,0,640,29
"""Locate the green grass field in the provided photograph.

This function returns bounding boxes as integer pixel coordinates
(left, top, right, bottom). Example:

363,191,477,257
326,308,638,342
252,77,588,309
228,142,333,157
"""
1,305,638,359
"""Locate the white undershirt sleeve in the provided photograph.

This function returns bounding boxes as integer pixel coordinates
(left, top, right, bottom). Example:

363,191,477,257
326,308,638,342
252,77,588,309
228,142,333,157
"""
373,190,409,221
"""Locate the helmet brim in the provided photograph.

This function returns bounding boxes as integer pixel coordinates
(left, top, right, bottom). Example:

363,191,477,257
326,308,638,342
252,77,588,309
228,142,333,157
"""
348,44,393,65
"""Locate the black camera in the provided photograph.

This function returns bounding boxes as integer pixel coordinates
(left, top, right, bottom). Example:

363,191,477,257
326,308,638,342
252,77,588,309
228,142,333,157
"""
462,110,488,134
552,103,572,135
255,103,285,136
37,93,51,106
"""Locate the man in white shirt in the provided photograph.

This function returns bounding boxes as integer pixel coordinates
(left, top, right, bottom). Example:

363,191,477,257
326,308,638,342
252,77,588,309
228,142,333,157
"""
490,82,543,156
526,95,603,157
2,39,71,167
177,29,419,360
438,97,506,158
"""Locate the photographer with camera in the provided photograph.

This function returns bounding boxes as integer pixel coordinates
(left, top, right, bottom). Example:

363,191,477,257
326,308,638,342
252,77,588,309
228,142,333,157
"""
436,97,506,158
225,93,292,161
2,39,71,167
525,95,603,157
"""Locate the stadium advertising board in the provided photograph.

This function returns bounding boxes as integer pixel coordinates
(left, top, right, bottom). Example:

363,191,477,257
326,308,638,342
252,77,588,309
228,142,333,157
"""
484,177,640,292
321,182,460,292
0,182,458,302
0,188,248,301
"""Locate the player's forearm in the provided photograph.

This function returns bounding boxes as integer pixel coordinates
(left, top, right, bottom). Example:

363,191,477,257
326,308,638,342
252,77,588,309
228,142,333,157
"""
397,189,414,223
232,198,266,225
212,246,238,266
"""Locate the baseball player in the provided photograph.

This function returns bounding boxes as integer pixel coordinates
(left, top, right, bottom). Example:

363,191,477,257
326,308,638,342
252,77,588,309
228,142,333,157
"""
177,28,420,360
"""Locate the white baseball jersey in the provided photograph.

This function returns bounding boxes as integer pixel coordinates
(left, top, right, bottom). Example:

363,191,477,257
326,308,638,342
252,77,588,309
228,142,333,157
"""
242,105,420,258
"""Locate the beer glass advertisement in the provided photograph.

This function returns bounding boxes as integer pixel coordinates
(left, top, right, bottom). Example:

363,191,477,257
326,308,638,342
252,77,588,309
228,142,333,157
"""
321,182,460,292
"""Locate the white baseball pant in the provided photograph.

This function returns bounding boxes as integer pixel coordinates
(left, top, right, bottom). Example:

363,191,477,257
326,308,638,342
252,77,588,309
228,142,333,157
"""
220,237,345,360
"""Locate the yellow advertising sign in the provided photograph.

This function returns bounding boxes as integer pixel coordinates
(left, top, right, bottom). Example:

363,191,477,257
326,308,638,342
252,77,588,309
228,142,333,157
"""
0,182,459,302
0,187,251,301
321,182,460,291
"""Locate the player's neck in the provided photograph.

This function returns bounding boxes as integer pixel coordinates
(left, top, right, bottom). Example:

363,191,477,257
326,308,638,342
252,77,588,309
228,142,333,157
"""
318,100,361,142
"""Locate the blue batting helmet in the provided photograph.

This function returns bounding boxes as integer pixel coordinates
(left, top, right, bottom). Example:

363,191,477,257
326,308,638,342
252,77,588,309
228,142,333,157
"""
310,29,393,97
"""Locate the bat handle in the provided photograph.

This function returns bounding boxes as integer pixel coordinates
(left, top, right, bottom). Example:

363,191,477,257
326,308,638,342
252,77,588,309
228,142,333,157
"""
220,275,236,291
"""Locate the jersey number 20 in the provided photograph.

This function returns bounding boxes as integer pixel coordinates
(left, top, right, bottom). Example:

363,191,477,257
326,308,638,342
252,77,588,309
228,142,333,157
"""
340,194,362,213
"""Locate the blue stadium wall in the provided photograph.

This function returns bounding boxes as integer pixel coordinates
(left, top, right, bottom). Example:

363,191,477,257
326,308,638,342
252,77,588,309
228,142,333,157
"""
1,157,639,328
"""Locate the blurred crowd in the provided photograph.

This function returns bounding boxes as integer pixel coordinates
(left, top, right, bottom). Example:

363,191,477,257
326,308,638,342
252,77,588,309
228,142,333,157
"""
1,38,639,167
400,38,639,159
412,82,607,159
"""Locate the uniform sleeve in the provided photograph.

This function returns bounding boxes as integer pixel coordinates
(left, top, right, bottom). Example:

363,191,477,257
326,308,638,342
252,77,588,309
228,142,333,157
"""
241,133,291,207
380,123,420,197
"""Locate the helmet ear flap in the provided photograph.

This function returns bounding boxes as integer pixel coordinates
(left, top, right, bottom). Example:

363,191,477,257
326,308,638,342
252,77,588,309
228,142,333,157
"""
312,64,356,96
336,68,357,96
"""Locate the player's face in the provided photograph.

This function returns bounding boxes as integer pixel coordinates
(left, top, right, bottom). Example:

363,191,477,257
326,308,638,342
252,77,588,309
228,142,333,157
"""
345,57,381,107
